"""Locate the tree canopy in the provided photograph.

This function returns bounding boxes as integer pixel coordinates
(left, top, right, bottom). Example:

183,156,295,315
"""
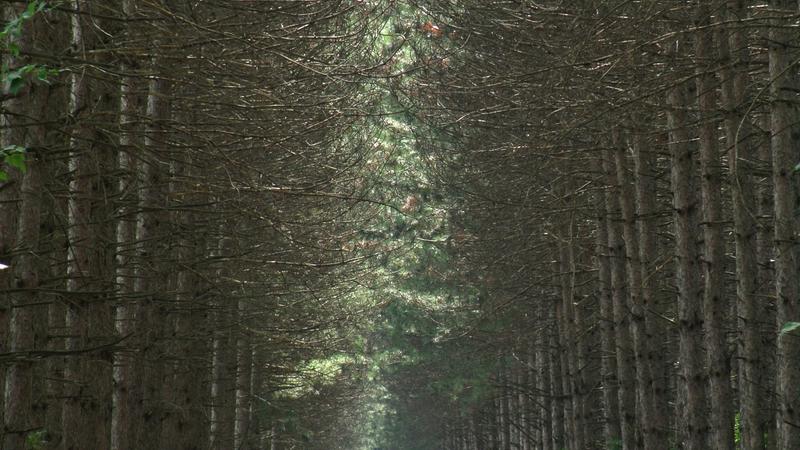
1,1,799,449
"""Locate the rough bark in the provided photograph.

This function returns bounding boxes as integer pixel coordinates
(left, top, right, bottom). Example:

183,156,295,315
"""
612,131,662,450
3,113,45,450
163,157,209,449
717,2,764,449
595,179,622,446
631,131,670,441
0,3,29,430
668,76,709,450
603,149,637,450
110,2,138,447
134,55,172,450
558,236,584,450
695,4,734,448
210,236,238,449
547,307,564,450
768,1,800,446
234,322,253,449
535,310,552,450
62,2,112,447
756,114,778,450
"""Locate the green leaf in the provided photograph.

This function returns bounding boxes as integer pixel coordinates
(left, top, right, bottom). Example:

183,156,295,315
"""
37,66,49,81
2,145,26,154
22,1,39,19
7,73,26,95
794,162,800,173
8,76,25,95
2,18,21,39
780,322,800,335
4,152,27,173
8,42,20,57
19,64,36,74
0,170,8,182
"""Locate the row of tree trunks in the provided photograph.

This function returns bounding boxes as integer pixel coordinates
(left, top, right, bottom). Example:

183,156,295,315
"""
416,2,799,449
2,1,375,448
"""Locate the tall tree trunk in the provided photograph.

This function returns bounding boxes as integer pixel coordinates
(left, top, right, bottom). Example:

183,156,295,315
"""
535,309,552,450
134,66,170,450
234,321,253,449
768,1,800,446
631,131,670,442
756,114,778,450
499,363,511,450
612,131,662,450
133,46,171,450
163,155,210,449
210,236,237,449
62,2,112,447
667,76,708,450
695,4,734,448
717,2,763,445
558,231,584,450
0,2,31,430
110,2,139,447
547,308,564,450
603,149,637,450
3,91,47,450
595,179,621,447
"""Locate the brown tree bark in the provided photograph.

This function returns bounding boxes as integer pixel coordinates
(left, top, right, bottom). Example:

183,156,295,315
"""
62,2,113,447
210,236,238,449
134,52,172,450
718,2,762,438
768,1,800,446
695,3,734,447
162,153,209,449
0,3,30,430
547,305,565,450
2,90,47,449
535,307,552,450
603,149,637,450
667,76,709,450
595,178,622,446
631,131,670,441
234,316,253,449
110,1,139,446
612,131,663,450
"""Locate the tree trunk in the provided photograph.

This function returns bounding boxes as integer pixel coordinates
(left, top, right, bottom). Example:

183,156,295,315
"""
234,321,253,449
535,308,552,450
133,48,171,450
548,310,564,450
62,2,112,447
558,233,584,450
695,4,734,447
0,2,32,432
768,1,800,446
595,179,622,447
210,236,238,449
3,106,46,450
756,114,778,450
110,2,139,448
667,76,709,450
603,149,637,450
612,131,662,450
631,131,671,442
717,2,763,444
